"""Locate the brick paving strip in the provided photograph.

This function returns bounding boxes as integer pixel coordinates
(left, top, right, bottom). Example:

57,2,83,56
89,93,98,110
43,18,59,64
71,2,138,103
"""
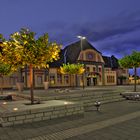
28,111,140,140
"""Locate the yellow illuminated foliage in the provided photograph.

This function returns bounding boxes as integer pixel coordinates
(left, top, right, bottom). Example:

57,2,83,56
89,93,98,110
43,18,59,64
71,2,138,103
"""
60,63,85,75
0,28,61,104
0,28,61,70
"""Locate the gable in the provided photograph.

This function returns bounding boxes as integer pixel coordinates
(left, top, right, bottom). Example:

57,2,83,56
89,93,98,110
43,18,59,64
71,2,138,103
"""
63,39,102,64
78,49,104,63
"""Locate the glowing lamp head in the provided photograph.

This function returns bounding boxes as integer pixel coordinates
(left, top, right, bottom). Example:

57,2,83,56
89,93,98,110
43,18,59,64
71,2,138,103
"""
13,108,18,111
3,102,7,105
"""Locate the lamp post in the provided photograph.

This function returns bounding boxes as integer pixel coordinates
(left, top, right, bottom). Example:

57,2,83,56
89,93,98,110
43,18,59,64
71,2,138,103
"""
77,36,86,89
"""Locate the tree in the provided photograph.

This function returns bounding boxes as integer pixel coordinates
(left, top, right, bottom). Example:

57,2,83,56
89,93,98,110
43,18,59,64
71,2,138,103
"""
60,63,85,88
119,51,140,92
0,34,12,94
118,75,127,85
0,28,61,104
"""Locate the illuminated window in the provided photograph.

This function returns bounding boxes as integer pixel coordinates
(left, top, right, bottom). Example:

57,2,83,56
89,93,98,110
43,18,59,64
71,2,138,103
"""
50,74,55,85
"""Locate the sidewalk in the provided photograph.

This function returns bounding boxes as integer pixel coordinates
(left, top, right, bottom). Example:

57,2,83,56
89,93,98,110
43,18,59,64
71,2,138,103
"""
29,111,140,140
0,100,140,140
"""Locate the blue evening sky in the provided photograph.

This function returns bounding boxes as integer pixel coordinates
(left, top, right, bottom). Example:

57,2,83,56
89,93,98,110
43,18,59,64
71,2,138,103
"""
0,0,140,74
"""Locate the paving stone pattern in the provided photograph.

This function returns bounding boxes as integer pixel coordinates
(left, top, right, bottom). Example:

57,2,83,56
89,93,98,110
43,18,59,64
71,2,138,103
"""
0,100,140,140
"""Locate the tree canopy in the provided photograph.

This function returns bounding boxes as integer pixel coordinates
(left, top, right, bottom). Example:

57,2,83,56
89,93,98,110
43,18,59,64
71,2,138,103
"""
0,28,61,70
60,63,85,88
119,51,140,68
0,62,11,76
119,51,140,92
60,63,85,75
0,28,61,103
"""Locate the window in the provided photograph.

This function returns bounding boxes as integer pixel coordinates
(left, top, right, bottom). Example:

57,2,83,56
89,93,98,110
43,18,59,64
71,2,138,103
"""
93,67,96,72
57,74,62,84
86,67,90,72
37,76,43,85
98,67,102,72
107,76,115,83
50,74,55,85
64,75,69,84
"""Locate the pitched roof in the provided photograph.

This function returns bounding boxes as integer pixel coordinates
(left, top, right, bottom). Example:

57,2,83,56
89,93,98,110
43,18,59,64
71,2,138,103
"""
63,39,101,64
102,56,112,68
102,55,119,68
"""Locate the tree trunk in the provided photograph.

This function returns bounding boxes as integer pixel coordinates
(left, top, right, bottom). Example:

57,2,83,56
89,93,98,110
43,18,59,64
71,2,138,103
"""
29,64,34,104
17,67,22,82
82,73,85,89
134,67,137,92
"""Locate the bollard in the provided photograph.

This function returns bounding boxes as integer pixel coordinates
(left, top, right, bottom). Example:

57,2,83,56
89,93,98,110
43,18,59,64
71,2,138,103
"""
94,101,101,111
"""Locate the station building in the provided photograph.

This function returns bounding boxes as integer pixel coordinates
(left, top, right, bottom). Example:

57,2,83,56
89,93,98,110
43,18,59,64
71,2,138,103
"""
0,40,129,89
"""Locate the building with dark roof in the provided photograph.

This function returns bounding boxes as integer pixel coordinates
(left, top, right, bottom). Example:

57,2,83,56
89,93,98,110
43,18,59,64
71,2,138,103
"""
0,39,129,89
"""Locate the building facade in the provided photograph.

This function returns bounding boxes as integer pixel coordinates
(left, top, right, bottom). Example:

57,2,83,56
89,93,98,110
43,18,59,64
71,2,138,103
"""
0,40,129,89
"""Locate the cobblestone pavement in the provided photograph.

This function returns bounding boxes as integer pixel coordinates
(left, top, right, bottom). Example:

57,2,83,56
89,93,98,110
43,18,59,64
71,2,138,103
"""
0,100,140,140
66,117,140,140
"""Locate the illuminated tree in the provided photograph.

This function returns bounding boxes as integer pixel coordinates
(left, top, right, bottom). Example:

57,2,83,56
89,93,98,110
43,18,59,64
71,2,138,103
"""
0,28,61,104
119,51,140,92
0,34,12,94
60,63,85,87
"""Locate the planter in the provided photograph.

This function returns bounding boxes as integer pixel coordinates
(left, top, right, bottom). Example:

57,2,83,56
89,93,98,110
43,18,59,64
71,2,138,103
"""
16,82,24,92
43,82,49,90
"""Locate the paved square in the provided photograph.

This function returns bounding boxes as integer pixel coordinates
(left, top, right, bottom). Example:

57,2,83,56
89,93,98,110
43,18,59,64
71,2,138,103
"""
1,85,140,140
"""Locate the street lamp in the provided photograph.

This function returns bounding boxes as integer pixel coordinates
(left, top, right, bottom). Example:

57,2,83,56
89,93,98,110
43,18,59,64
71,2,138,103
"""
77,36,86,89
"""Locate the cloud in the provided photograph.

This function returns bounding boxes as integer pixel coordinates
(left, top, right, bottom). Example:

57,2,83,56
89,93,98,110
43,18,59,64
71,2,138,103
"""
34,10,140,57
